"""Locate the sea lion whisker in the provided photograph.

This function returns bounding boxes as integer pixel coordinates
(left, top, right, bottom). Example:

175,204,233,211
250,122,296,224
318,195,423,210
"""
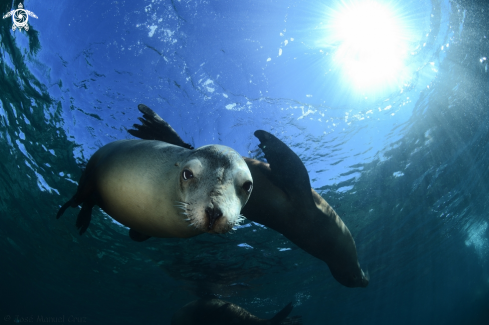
232,215,245,227
174,203,188,207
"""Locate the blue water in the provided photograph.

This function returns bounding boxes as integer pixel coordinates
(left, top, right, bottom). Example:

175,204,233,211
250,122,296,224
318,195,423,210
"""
1,0,488,324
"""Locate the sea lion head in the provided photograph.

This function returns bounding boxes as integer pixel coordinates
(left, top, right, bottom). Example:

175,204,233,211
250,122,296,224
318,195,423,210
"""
331,263,369,288
176,145,253,234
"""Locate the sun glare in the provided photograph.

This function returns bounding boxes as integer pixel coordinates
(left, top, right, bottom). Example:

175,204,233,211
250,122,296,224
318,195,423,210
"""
328,1,409,91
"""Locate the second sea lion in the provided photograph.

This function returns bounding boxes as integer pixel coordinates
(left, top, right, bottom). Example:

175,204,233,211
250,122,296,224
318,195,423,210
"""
171,298,302,325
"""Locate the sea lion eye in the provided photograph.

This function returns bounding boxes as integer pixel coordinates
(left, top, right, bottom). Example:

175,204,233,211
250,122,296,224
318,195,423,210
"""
242,181,253,193
182,169,193,180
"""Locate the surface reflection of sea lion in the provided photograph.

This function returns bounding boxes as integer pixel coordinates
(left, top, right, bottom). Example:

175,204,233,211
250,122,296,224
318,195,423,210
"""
129,104,369,288
56,137,253,240
171,298,302,325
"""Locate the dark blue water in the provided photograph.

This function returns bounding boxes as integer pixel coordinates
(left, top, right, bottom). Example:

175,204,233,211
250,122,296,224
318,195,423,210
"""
1,0,488,324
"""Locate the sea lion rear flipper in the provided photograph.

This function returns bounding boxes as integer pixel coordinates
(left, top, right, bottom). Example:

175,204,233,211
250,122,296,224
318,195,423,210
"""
56,197,75,219
129,228,151,242
254,130,314,205
128,104,194,149
75,195,95,235
56,171,96,235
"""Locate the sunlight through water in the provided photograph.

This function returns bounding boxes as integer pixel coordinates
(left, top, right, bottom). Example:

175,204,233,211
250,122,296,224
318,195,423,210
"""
326,1,414,91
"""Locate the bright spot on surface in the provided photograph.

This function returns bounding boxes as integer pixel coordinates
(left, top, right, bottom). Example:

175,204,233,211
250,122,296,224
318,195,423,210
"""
237,243,254,249
328,1,409,90
465,221,488,262
148,25,157,37
393,171,404,177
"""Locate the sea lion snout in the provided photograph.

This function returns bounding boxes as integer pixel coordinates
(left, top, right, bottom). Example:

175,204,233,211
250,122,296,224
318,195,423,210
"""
330,265,369,288
205,206,223,230
354,269,369,287
360,269,370,287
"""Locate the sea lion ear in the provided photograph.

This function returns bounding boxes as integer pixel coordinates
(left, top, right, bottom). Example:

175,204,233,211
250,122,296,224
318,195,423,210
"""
253,130,313,205
127,104,194,149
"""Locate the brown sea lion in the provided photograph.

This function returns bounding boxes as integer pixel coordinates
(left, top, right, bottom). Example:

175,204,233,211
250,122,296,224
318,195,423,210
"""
127,104,369,288
171,298,302,325
56,139,253,239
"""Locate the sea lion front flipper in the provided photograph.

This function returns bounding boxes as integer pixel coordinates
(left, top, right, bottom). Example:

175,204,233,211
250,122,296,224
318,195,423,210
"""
254,130,313,205
127,104,194,149
129,228,151,242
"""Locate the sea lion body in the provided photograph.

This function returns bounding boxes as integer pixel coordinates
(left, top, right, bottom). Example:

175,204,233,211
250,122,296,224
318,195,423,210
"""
127,104,368,287
171,298,302,325
243,156,367,287
57,139,253,238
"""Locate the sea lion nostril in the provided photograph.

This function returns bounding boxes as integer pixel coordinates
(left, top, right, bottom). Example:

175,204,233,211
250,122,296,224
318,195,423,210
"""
242,181,253,193
206,207,223,229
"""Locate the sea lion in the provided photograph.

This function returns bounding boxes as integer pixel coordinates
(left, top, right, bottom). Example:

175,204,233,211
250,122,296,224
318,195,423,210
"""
244,132,368,288
128,104,369,288
56,138,253,239
171,298,302,325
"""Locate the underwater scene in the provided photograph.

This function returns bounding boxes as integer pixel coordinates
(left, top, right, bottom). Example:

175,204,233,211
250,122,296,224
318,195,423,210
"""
1,0,488,324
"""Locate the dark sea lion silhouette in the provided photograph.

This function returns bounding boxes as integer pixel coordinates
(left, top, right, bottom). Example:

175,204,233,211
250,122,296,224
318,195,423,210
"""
171,298,302,325
128,104,369,288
